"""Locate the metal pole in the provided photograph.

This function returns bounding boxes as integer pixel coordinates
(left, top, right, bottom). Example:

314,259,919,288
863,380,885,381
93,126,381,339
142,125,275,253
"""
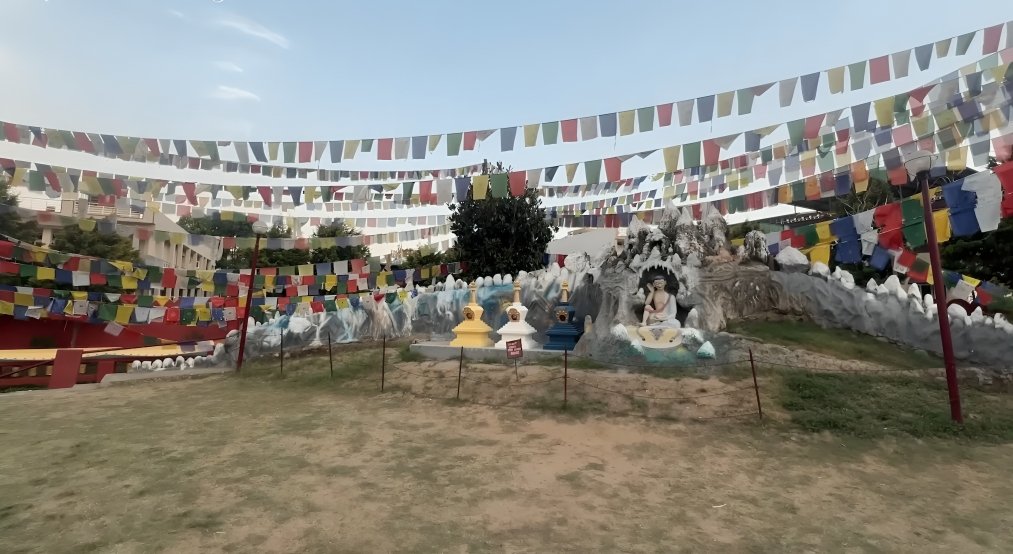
563,350,568,408
279,333,284,376
749,349,763,420
456,346,464,400
514,359,519,382
381,335,387,391
919,175,963,423
327,332,333,379
235,233,262,372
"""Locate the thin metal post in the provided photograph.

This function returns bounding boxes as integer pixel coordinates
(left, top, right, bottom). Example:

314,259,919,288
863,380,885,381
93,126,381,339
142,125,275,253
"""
514,359,519,381
327,332,333,379
919,175,963,423
456,346,464,400
235,233,262,372
381,335,387,391
563,350,568,408
749,349,763,420
279,333,284,376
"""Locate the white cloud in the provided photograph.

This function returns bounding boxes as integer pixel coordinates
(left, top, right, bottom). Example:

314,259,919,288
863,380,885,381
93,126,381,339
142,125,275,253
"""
210,85,260,102
214,61,244,73
218,17,289,49
167,9,184,19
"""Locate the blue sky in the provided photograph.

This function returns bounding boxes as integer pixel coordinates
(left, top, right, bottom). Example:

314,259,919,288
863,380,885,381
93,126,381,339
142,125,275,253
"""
0,1,1010,251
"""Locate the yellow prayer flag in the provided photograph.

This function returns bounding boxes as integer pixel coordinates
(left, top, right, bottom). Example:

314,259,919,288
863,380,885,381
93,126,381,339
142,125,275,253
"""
962,275,981,287
115,305,133,325
565,163,578,183
324,274,337,289
32,250,47,263
13,293,34,306
873,97,895,126
807,244,831,265
420,267,430,279
9,167,27,188
946,147,967,171
343,139,359,160
121,276,138,290
815,222,833,244
264,275,275,289
778,185,792,203
827,66,845,94
200,281,215,292
716,91,734,117
110,260,134,273
78,219,97,232
196,307,212,321
472,175,489,200
618,110,635,136
72,291,88,301
0,301,13,316
523,124,539,147
297,264,314,276
933,209,951,243
662,146,680,173
36,267,56,281
337,297,351,309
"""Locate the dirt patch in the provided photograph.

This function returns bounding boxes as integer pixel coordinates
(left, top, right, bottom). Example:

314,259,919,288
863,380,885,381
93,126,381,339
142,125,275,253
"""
3,371,1013,552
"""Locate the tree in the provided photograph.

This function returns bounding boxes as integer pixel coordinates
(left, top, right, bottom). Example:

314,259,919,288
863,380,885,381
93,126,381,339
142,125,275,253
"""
0,174,41,244
311,221,370,264
397,245,451,286
448,180,557,279
178,216,309,269
941,218,1013,289
51,228,140,264
827,177,897,217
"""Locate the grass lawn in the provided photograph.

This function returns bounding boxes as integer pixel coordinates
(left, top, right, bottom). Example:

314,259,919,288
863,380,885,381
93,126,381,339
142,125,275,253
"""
3,347,1013,552
728,319,941,370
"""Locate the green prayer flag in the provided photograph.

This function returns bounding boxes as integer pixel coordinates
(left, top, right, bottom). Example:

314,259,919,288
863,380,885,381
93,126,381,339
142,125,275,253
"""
802,225,820,247
447,133,462,156
682,142,701,168
98,303,117,322
584,160,602,184
137,295,154,308
361,138,373,152
252,306,267,324
817,150,834,172
335,281,347,294
541,121,559,145
107,274,122,288
279,266,296,276
324,299,337,312
283,142,296,163
204,141,220,161
28,171,46,192
787,119,804,146
737,89,755,115
901,198,927,248
180,308,197,325
791,180,806,200
761,147,773,164
848,61,866,90
402,182,414,202
490,173,509,198
637,106,655,132
19,263,36,279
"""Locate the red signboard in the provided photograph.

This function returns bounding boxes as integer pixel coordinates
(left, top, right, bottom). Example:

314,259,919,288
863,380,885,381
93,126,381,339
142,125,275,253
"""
505,339,523,359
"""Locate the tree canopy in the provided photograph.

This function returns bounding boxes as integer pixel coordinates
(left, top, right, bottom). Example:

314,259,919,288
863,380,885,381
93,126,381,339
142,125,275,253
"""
0,174,41,244
941,218,1013,289
178,216,369,270
448,184,557,279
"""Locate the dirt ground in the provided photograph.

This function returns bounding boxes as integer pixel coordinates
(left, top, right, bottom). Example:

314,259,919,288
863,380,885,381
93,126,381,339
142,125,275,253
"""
3,367,1013,553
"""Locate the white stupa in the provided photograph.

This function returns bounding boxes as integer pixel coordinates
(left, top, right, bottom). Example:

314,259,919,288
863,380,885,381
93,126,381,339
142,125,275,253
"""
495,280,539,350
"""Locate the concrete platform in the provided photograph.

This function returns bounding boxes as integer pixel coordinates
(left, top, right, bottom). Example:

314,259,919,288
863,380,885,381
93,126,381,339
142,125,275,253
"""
410,341,567,363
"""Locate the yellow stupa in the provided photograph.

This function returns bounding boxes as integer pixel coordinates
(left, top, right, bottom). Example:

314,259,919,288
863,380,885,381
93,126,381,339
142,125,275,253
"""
449,281,494,348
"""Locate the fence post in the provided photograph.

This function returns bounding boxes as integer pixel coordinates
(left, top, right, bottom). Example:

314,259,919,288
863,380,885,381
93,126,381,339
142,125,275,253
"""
456,346,464,400
381,335,387,391
749,349,763,420
279,334,284,376
563,350,569,409
327,332,334,380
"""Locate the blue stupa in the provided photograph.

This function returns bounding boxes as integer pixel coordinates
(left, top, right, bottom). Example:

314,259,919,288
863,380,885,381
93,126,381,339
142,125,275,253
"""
544,280,583,351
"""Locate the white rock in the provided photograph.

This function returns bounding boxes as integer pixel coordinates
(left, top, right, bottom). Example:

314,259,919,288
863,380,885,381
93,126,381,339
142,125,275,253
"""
175,356,185,367
831,266,842,280
775,247,808,267
186,357,195,368
810,262,830,277
162,358,174,368
684,308,701,329
910,300,925,315
923,294,935,310
288,316,312,334
838,270,856,290
696,341,716,359
151,360,163,371
866,278,878,292
947,304,968,321
493,274,502,285
503,274,512,284
140,361,151,371
130,360,141,371
970,307,985,324
876,284,889,295
883,275,903,296
907,284,921,299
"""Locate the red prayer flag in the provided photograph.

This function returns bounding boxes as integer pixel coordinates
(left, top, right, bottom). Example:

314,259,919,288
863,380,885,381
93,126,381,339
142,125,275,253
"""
702,140,720,166
182,182,197,205
73,132,95,153
604,157,622,182
869,55,890,84
508,171,526,196
420,180,433,204
874,203,904,250
657,103,673,127
161,268,176,288
378,138,393,160
463,131,478,151
3,122,20,143
983,24,1003,54
258,186,272,206
996,162,1013,218
561,119,578,142
90,273,107,286
298,141,312,163
144,138,160,156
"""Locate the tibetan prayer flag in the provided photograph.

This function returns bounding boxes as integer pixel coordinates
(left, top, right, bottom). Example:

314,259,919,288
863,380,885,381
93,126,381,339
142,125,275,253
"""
472,175,489,200
541,121,559,145
490,173,508,198
618,110,635,135
561,119,578,142
508,172,526,196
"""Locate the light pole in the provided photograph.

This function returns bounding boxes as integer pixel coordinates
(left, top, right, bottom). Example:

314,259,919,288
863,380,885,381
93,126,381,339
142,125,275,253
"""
235,220,270,372
904,150,962,423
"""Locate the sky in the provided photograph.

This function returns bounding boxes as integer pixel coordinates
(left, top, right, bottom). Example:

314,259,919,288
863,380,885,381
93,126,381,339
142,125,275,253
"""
0,0,1010,253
